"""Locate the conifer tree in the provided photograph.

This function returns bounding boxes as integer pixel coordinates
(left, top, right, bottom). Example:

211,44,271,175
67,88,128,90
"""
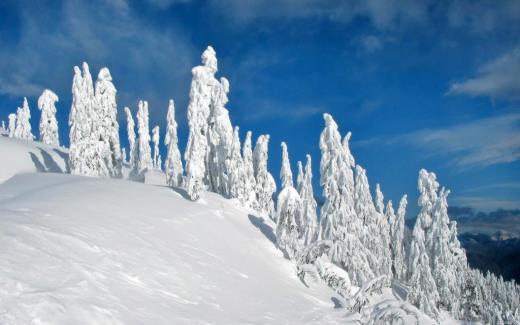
136,100,153,176
8,113,16,138
124,106,138,177
300,154,318,246
241,131,258,209
37,89,59,146
152,125,161,170
14,97,33,140
227,126,244,201
95,67,122,178
164,99,183,187
389,194,407,280
253,134,276,218
296,161,304,194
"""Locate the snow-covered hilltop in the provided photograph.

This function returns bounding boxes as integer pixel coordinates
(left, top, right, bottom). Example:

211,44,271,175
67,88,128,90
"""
0,46,518,324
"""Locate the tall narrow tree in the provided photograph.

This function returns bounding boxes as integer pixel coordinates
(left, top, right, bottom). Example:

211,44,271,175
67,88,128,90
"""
300,154,318,246
14,97,33,140
152,125,161,170
37,89,59,146
124,106,138,177
253,134,276,218
242,131,258,209
165,99,183,187
136,100,153,176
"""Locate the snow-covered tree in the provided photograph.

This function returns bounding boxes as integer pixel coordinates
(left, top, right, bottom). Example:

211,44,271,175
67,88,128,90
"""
227,126,244,201
184,46,218,200
241,131,258,209
69,63,110,177
276,142,302,259
407,170,440,319
207,76,233,196
14,97,33,140
152,125,161,170
164,99,183,187
124,106,138,176
296,161,304,194
253,134,276,218
389,194,407,280
1,120,4,132
300,154,318,246
37,89,59,146
136,100,153,175
121,147,127,163
95,67,122,178
8,113,16,138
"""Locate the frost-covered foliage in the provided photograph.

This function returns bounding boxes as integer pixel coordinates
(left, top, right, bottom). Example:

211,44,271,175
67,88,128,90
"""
299,155,318,246
136,100,153,176
253,134,276,219
227,126,244,201
207,77,234,196
37,89,59,146
296,161,304,194
347,275,387,313
389,195,407,280
240,131,258,209
184,46,218,200
276,142,302,259
164,100,183,187
124,106,139,177
8,113,16,138
152,126,161,170
14,97,34,140
69,63,110,177
95,67,122,178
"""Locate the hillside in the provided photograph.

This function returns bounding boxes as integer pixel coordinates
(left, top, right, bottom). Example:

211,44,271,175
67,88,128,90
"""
0,137,438,324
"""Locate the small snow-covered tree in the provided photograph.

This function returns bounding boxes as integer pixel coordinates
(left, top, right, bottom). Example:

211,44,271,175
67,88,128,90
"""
276,142,302,259
164,99,183,187
227,126,245,201
253,134,277,218
8,113,16,138
184,46,218,200
14,97,34,140
241,131,258,209
37,89,59,146
124,106,138,176
95,67,122,178
300,154,318,246
136,100,153,175
296,161,304,194
152,125,161,170
389,194,407,280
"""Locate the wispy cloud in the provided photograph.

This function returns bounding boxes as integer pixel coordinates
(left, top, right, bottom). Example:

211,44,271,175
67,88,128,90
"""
447,47,520,101
451,196,520,212
356,113,520,169
464,182,520,193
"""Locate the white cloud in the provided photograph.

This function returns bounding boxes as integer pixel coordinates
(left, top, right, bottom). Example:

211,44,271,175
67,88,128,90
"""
451,196,520,211
448,47,520,101
356,113,520,169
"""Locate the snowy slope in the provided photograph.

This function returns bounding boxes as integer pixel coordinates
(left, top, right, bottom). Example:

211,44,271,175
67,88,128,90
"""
0,137,441,324
0,136,68,183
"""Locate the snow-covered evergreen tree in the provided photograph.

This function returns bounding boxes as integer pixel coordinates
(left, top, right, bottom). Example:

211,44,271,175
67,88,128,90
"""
69,63,109,177
121,147,127,164
227,126,244,201
241,131,258,209
37,89,59,146
300,154,318,246
276,142,302,259
164,99,183,187
136,100,153,176
8,113,16,138
95,67,122,178
296,161,304,194
207,76,233,196
253,134,276,218
124,106,138,177
152,125,161,170
389,194,407,280
184,46,218,200
14,97,33,140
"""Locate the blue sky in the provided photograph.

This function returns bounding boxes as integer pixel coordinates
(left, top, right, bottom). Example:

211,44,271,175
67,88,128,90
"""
1,0,519,216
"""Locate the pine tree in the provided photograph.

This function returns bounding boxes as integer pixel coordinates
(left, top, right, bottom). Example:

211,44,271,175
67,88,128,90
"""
8,113,16,138
95,67,122,178
14,97,33,140
185,46,218,200
276,142,302,259
389,194,407,280
136,100,153,176
37,89,59,146
300,154,318,246
227,126,244,201
165,99,183,187
296,161,304,194
207,76,233,196
253,134,276,218
241,131,258,209
124,106,138,177
152,125,161,170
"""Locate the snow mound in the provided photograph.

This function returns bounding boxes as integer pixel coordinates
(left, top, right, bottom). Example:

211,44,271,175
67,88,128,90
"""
0,136,68,183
